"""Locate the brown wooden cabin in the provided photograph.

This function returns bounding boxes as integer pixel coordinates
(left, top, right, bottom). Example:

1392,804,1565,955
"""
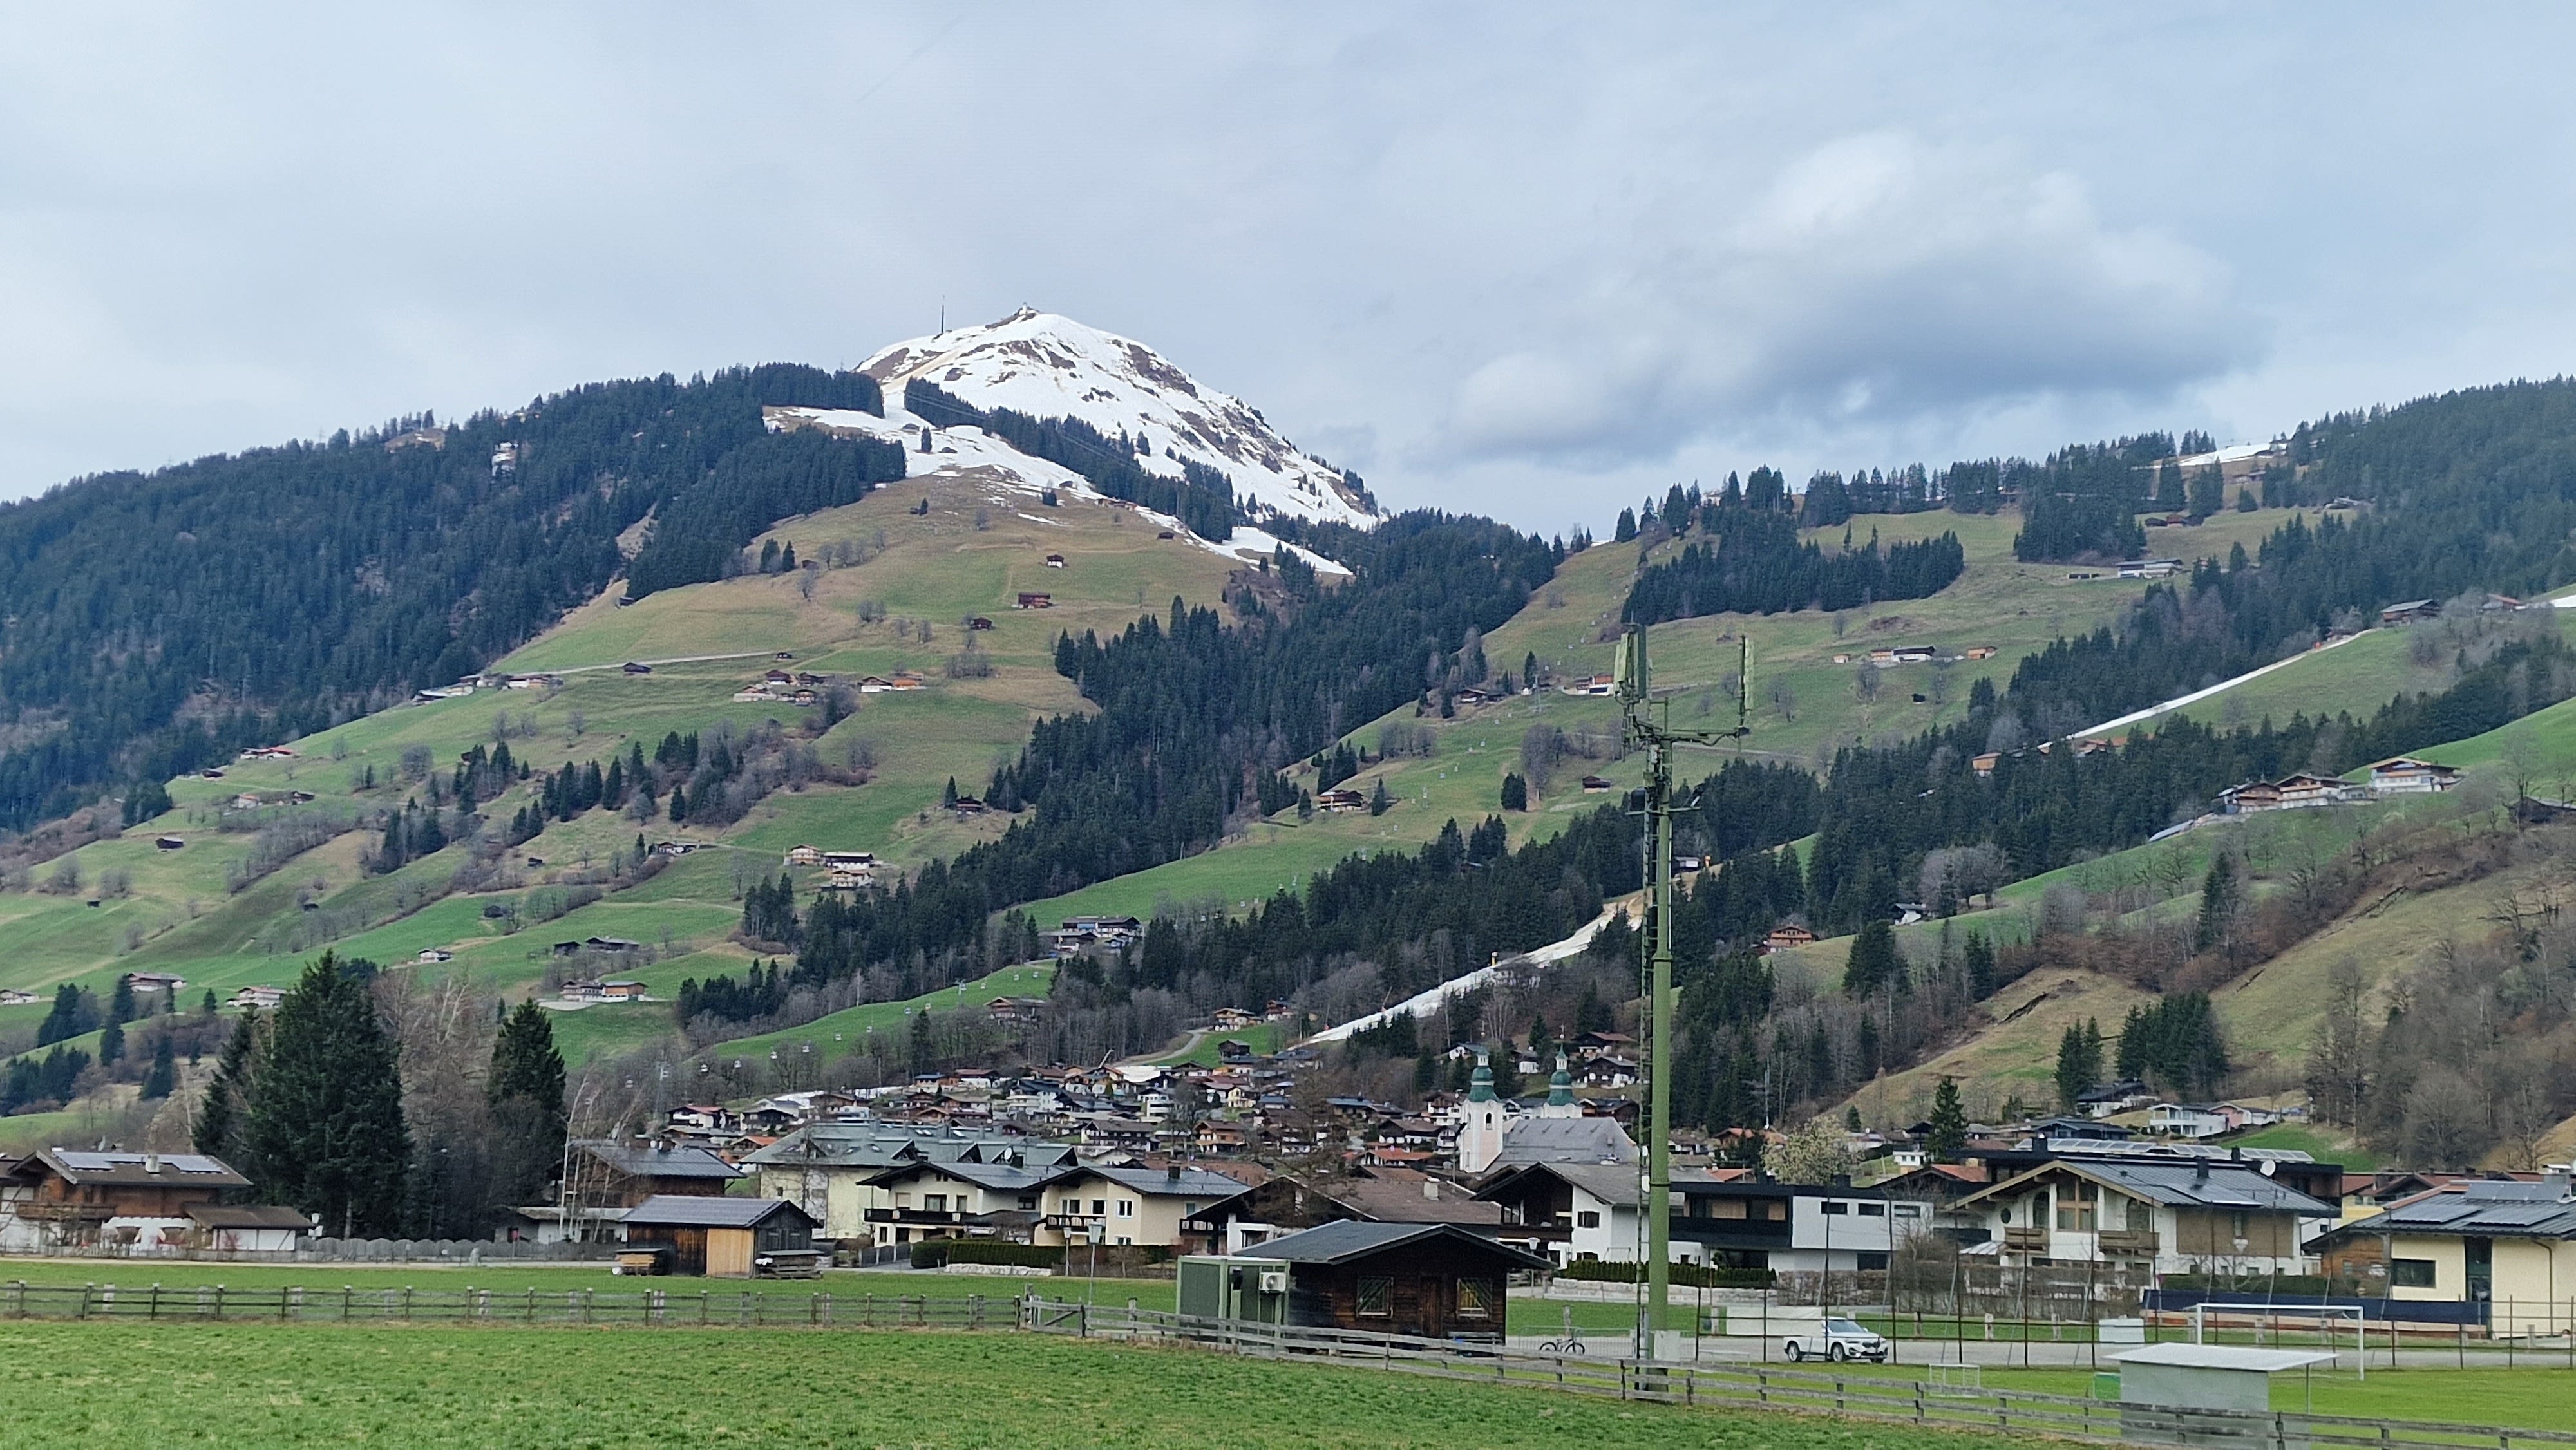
1255,1219,1548,1342
620,1194,820,1278
567,1140,744,1207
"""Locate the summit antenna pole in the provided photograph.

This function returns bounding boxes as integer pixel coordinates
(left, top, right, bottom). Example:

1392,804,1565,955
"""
1617,626,1749,1362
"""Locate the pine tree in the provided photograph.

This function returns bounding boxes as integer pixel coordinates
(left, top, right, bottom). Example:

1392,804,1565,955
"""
1842,919,1900,997
2195,853,2240,954
1614,507,1638,543
140,1033,175,1100
667,782,688,823
2055,1017,2103,1109
241,953,410,1237
1962,932,1996,999
1926,1077,1967,1160
97,1017,123,1066
108,972,136,1026
1500,772,1528,811
1368,778,1393,816
486,1001,568,1207
195,1010,260,1158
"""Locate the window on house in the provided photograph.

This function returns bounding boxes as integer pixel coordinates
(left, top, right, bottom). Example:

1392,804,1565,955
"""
1457,1279,1494,1319
1764,1201,1786,1221
925,1194,947,1212
1576,1211,1602,1229
1857,1252,1889,1270
2229,1211,2250,1240
2391,1259,2437,1288
2124,1197,2150,1231
1715,1200,1747,1219
1892,1204,1922,1218
1859,1203,1885,1217
1821,1201,1849,1215
1117,1200,1135,1218
894,1192,912,1208
1357,1277,1392,1317
1182,1201,1198,1216
1092,1200,1107,1216
2055,1198,2095,1232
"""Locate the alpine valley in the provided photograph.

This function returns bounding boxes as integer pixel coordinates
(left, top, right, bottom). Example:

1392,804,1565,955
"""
8,306,2576,1230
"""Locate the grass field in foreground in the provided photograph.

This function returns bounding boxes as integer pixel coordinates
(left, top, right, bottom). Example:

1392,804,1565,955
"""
0,1321,2011,1450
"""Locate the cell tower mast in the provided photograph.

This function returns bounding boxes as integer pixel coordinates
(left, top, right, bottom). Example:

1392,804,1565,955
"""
1613,622,1748,1359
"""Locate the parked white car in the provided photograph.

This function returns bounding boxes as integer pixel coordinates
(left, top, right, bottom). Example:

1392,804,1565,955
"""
1783,1317,1889,1363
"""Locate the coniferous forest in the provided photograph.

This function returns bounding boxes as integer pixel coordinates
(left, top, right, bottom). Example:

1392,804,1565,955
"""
0,364,898,832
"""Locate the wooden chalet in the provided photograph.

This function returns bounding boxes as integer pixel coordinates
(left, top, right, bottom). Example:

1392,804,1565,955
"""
0,1149,254,1251
1255,1220,1548,1342
564,1140,743,1207
1015,592,1054,610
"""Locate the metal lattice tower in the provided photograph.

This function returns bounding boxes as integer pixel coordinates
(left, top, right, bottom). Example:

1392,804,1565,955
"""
1614,623,1748,1358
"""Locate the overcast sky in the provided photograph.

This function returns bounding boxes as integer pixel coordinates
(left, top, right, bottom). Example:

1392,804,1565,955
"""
6,5,2574,534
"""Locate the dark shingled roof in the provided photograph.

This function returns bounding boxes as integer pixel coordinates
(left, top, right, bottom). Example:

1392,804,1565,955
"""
621,1194,819,1229
576,1141,743,1182
1255,1219,1550,1270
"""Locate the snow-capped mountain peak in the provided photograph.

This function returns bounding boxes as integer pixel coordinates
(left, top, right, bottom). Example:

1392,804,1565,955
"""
858,308,1376,529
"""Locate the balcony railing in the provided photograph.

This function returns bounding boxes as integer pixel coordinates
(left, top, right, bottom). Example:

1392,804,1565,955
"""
2002,1226,2048,1252
862,1209,966,1226
2097,1229,2161,1255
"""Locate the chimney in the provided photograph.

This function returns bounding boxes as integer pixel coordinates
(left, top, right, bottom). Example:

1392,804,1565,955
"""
1423,1178,1439,1201
143,1154,161,1174
1167,1163,1182,1182
2194,1160,2209,1182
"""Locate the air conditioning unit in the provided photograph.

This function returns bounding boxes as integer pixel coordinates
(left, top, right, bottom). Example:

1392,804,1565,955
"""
1257,1270,1289,1294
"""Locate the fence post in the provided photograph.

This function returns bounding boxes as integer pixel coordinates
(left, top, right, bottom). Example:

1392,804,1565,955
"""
211,1283,221,1321
149,1283,160,1321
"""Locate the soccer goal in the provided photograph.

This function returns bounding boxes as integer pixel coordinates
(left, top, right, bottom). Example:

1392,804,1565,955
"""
1927,1363,1983,1395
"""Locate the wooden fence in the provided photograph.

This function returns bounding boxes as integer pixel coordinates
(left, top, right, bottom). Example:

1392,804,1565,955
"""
5,1279,2570,1450
1030,1302,2576,1450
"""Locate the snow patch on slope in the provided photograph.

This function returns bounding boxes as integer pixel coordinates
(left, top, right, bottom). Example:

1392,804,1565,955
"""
765,402,1348,577
860,308,1378,531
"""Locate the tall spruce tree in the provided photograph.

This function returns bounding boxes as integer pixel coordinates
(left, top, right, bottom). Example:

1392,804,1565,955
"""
2054,1017,2103,1109
140,1033,176,1100
486,1001,569,1207
1926,1077,1968,1161
241,953,410,1237
1842,919,1901,997
194,1011,261,1159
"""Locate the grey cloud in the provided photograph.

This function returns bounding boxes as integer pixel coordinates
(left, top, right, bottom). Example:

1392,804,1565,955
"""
1439,133,2257,468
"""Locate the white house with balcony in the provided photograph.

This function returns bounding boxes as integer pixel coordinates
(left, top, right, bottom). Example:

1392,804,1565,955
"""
1950,1158,2331,1277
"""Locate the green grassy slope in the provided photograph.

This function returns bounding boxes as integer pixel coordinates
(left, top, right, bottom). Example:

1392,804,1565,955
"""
0,472,1238,1074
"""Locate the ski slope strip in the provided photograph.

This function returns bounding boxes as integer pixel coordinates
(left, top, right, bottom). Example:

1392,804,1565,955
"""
860,308,1378,531
1305,903,1627,1045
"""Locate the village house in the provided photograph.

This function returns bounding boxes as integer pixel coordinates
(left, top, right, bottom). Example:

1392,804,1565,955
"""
739,1125,1078,1241
862,1159,1062,1245
415,948,454,965
1014,591,1054,609
1759,925,1819,954
2118,558,2185,579
1949,1156,2333,1277
1036,1163,1253,1253
0,989,37,1006
1043,552,1066,568
967,616,995,630
0,1149,256,1252
1579,775,1613,792
2311,1175,2576,1335
230,986,286,1011
2367,757,2462,795
1964,645,1998,661
2380,598,2439,626
1563,675,1617,697
1314,787,1368,813
2074,1079,2155,1119
784,845,823,867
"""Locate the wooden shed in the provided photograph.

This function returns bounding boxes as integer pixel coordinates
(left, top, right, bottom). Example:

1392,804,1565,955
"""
620,1194,819,1279
1255,1219,1548,1343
